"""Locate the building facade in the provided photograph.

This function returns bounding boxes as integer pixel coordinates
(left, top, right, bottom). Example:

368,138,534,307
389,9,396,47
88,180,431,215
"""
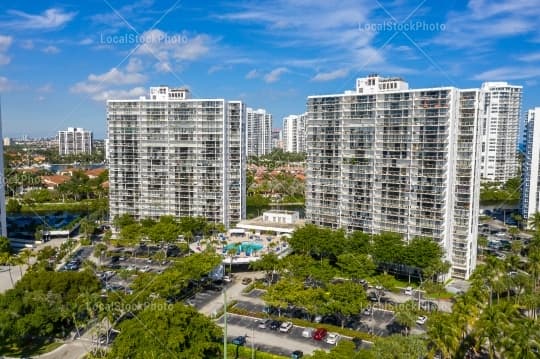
479,82,522,182
305,75,483,279
246,108,272,157
107,86,246,228
283,113,307,153
271,128,283,150
58,127,93,155
521,108,540,224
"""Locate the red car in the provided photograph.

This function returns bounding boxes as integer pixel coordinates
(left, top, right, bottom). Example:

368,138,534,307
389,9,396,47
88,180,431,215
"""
312,328,327,341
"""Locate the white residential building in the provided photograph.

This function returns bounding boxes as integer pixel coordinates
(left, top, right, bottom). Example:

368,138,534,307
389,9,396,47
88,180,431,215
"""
521,108,540,223
247,108,272,157
479,82,522,182
271,128,283,149
283,113,307,153
58,127,93,155
306,75,483,279
107,86,246,228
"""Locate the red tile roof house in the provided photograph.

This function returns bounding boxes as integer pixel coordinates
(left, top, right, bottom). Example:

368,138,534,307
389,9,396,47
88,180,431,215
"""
41,175,70,190
85,168,107,179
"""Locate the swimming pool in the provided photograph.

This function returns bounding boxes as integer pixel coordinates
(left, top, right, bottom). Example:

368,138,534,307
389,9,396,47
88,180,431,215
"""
223,242,264,253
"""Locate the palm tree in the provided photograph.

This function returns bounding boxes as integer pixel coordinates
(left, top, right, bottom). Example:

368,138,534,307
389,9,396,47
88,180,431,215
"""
0,252,14,286
500,318,540,358
426,312,460,358
528,212,540,233
474,302,516,358
226,245,239,273
394,304,417,336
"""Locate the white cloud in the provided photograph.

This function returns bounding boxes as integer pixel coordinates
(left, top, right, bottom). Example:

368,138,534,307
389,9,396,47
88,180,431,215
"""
91,87,147,101
435,0,540,49
208,64,231,74
0,76,10,91
473,66,540,81
218,1,383,68
245,69,259,79
37,84,53,93
126,58,143,73
79,38,93,46
264,67,288,83
71,67,147,101
4,8,76,30
154,62,172,73
518,52,540,62
312,68,348,82
133,29,212,72
0,35,13,65
20,39,34,49
42,45,60,54
90,0,155,28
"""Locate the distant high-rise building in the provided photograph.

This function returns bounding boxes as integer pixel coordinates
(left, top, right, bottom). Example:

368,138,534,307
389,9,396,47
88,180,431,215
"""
283,113,307,153
480,82,522,182
246,108,272,157
107,86,246,227
521,108,540,224
3,137,11,147
271,128,283,150
58,127,93,155
306,75,483,279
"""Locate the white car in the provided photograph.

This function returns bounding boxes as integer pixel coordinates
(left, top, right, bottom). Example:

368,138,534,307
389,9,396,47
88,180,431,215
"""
258,319,271,329
326,332,340,345
302,327,314,338
404,286,413,296
279,321,293,333
416,316,427,325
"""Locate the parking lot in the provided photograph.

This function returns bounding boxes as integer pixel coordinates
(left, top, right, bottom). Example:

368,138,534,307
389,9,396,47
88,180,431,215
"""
217,313,372,356
233,299,397,337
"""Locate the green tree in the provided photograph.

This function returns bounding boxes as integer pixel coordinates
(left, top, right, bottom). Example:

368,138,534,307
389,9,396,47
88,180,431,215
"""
324,281,367,328
107,302,222,358
6,198,21,213
370,335,428,359
394,303,417,336
336,252,375,281
249,252,281,284
0,236,12,254
426,312,460,358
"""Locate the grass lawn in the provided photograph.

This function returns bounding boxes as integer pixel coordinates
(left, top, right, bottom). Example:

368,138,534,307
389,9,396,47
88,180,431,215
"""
0,341,63,357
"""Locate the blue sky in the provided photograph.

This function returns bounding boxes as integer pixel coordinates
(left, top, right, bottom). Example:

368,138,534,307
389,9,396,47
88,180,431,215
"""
0,0,539,139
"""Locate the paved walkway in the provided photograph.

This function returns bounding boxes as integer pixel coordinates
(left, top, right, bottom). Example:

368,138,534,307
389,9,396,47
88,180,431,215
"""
199,271,265,316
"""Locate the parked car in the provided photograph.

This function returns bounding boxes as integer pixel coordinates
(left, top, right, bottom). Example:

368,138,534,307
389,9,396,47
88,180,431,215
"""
241,277,252,285
258,319,272,329
231,336,246,345
416,316,427,325
404,286,413,296
312,328,327,341
280,321,293,333
326,332,340,345
363,307,373,316
352,337,363,350
270,320,282,330
302,327,314,338
291,350,303,359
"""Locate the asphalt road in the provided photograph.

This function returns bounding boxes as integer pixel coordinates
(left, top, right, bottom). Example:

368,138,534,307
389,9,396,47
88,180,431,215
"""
217,313,372,356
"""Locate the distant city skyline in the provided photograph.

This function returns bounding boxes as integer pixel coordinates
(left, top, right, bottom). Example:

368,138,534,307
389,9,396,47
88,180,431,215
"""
1,1,540,138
